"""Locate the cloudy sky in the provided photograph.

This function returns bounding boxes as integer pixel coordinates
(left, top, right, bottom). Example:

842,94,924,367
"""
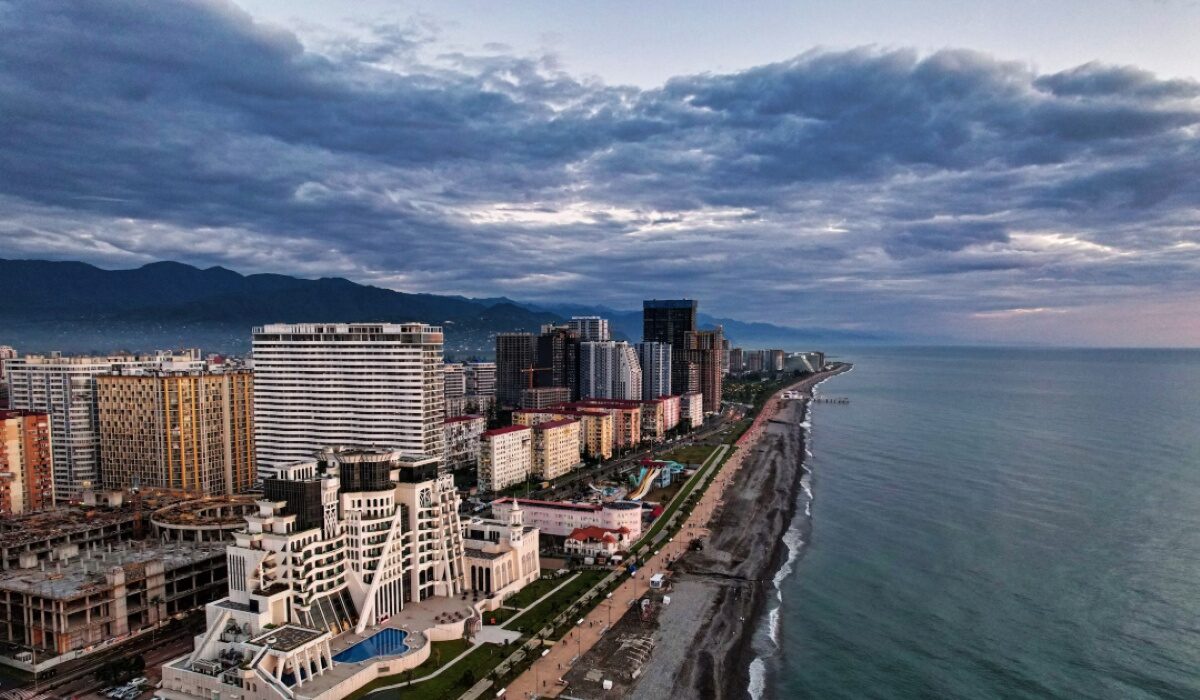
2,1,1199,346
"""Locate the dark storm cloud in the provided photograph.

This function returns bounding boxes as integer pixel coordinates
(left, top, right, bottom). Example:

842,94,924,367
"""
1,0,1199,341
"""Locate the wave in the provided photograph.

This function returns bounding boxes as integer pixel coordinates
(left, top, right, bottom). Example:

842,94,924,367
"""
749,397,821,700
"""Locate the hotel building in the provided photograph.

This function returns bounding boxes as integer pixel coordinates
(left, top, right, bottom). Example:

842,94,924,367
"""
0,409,54,516
636,341,672,399
579,341,642,401
251,323,445,477
159,448,539,700
97,367,254,495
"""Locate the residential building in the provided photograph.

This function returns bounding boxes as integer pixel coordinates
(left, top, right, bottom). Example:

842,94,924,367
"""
685,327,725,413
444,415,486,472
479,425,531,493
681,392,704,429
642,299,698,395
536,324,579,399
5,353,168,501
97,367,255,496
463,503,540,608
493,497,643,540
520,386,571,410
514,408,614,460
636,341,672,399
564,526,632,560
579,341,642,401
464,362,496,397
728,347,745,376
566,400,643,448
531,419,581,481
0,410,53,516
0,346,16,409
660,395,682,432
495,333,535,408
251,323,445,477
444,363,467,415
567,316,610,342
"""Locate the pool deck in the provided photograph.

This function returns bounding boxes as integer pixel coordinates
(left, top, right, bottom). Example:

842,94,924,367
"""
295,597,478,698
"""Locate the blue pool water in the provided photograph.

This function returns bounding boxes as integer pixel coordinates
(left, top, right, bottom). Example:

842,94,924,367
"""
333,628,409,663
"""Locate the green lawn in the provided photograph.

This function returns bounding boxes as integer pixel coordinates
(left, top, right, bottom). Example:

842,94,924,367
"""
346,638,474,700
635,445,734,548
503,569,609,636
481,606,519,626
502,572,566,609
659,443,718,465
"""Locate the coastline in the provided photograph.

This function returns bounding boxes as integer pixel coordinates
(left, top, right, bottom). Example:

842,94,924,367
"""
629,364,850,700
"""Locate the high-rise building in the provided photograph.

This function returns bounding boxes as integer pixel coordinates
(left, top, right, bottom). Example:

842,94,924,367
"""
642,299,698,349
567,316,610,342
5,353,166,501
444,363,467,415
0,409,54,515
636,342,672,398
464,362,496,396
579,341,642,401
495,333,536,408
685,327,725,413
643,299,700,399
536,324,580,399
728,347,745,375
0,346,16,409
251,323,445,478
97,367,255,495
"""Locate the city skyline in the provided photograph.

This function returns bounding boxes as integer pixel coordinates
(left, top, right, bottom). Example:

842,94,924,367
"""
2,1,1199,347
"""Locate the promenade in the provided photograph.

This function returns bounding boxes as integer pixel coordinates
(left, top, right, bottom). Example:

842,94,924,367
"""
502,371,825,699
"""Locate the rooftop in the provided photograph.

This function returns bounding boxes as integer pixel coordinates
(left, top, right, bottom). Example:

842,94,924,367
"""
532,418,579,431
249,624,327,652
484,425,530,437
444,414,485,424
567,526,630,542
0,540,225,599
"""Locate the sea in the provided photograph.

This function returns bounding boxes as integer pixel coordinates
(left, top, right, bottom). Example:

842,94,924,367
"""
751,347,1200,700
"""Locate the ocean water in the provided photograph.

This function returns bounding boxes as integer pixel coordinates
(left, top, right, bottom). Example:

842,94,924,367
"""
762,347,1200,700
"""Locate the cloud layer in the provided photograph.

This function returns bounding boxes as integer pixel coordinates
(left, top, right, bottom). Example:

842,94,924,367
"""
2,0,1199,345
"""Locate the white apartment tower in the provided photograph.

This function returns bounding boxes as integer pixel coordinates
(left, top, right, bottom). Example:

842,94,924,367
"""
567,316,610,342
252,323,445,478
5,353,165,500
579,341,643,401
636,341,672,399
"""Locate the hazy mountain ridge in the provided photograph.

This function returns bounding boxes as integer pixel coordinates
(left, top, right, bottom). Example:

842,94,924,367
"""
0,259,893,355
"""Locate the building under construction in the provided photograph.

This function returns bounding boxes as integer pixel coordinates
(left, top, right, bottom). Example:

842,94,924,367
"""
0,539,227,664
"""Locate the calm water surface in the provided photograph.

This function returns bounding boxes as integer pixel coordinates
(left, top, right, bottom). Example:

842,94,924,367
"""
768,347,1200,700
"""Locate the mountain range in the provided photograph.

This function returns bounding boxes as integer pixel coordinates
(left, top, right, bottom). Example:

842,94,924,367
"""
0,259,890,355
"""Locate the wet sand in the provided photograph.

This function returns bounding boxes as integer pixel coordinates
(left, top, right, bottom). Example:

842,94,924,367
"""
631,366,849,699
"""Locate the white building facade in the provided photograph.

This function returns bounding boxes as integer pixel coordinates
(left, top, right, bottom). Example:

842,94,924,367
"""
567,316,610,342
636,341,672,399
479,426,531,493
579,341,643,401
251,323,445,478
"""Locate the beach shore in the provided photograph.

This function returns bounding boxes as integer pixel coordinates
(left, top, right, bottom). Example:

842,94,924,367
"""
630,364,850,700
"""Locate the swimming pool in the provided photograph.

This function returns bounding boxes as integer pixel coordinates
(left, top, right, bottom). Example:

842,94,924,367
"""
333,628,409,663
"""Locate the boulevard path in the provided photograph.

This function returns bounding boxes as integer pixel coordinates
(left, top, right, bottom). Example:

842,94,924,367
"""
502,372,826,699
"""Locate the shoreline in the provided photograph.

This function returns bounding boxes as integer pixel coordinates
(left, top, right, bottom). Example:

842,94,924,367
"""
629,364,850,700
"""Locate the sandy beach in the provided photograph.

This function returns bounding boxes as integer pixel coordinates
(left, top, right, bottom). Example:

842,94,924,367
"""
631,365,849,699
502,365,847,699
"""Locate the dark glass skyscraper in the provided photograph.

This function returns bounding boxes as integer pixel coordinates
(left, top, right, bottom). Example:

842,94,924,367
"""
495,332,536,408
642,299,698,349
